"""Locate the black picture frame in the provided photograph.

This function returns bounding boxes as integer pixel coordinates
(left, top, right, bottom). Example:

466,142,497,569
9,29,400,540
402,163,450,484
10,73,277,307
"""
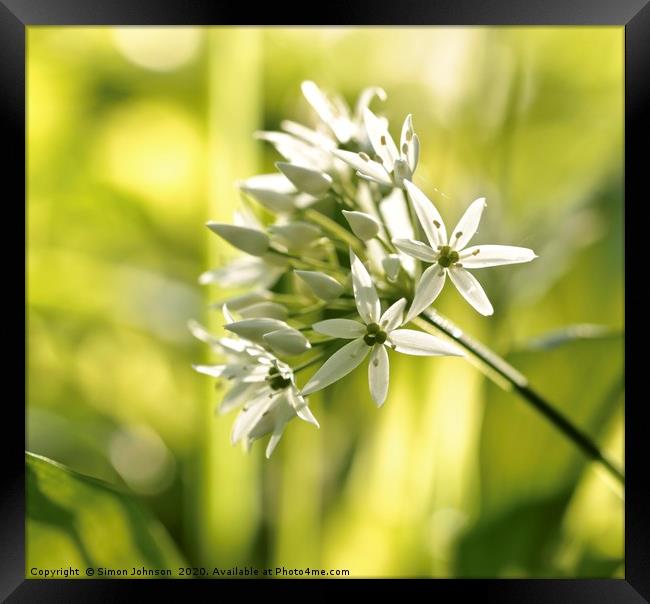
4,0,648,600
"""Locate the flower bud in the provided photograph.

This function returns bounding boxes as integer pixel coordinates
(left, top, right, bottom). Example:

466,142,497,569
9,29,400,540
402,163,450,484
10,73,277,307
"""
264,328,312,356
269,222,321,249
238,173,296,213
294,270,344,301
276,162,333,196
342,210,380,241
238,301,288,321
382,254,401,282
207,222,269,257
224,318,287,344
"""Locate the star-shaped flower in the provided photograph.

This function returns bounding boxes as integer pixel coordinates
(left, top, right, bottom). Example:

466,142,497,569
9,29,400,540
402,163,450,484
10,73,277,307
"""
333,108,419,188
394,180,538,320
191,309,318,458
301,251,462,406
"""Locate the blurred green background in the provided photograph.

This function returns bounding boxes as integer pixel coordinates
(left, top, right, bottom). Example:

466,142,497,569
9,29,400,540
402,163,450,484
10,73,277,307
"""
27,27,623,577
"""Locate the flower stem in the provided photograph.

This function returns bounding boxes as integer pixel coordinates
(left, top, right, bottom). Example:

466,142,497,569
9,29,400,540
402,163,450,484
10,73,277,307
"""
416,309,624,485
303,208,365,255
293,349,331,374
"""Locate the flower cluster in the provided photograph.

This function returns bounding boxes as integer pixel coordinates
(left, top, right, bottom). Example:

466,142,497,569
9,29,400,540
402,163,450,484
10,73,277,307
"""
193,81,537,457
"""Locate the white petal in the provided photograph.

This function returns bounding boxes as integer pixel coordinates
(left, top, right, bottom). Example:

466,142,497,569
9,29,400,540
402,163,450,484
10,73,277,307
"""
238,302,288,321
301,80,353,143
332,149,392,186
280,120,336,151
294,270,344,301
206,223,270,257
379,189,417,277
276,162,333,196
363,107,399,171
450,197,487,251
354,86,387,121
389,329,463,357
405,264,446,322
312,318,366,339
269,221,321,249
263,328,312,356
301,338,369,396
408,134,420,174
220,382,265,415
192,363,228,378
301,80,336,125
238,172,295,193
343,210,380,241
199,257,282,289
403,180,447,248
222,304,236,324
265,431,284,458
448,266,494,316
459,245,538,268
392,238,438,263
379,189,414,241
231,392,274,444
380,298,407,332
350,250,381,324
187,320,220,348
219,291,269,311
287,388,320,427
224,318,288,343
368,344,389,407
399,115,419,173
238,174,297,213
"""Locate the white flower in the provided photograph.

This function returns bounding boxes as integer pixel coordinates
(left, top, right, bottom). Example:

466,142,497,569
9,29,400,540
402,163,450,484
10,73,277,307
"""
394,180,538,320
301,251,463,406
190,312,318,458
301,80,387,145
333,109,419,188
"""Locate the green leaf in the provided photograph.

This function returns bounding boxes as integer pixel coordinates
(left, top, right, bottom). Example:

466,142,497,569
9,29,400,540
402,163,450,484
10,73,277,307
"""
26,452,186,574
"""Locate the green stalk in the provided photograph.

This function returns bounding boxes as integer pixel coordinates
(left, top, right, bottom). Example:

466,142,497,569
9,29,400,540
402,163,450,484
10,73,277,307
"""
303,208,365,255
415,309,624,485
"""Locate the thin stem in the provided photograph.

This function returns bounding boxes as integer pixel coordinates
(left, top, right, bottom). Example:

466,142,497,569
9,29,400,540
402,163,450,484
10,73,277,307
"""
293,349,330,374
267,248,333,271
416,309,624,485
303,208,364,255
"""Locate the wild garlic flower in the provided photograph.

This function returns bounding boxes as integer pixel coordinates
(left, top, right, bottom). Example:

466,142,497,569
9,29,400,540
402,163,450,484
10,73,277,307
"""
394,180,538,319
193,81,539,456
191,310,318,458
252,81,387,182
300,80,387,146
333,109,419,188
301,251,463,406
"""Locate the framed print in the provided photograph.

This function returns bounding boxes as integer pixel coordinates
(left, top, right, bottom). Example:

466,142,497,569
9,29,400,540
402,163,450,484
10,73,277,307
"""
3,0,648,600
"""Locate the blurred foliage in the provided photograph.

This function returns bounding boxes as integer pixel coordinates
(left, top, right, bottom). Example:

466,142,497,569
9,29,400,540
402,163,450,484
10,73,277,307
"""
27,453,186,573
27,27,623,577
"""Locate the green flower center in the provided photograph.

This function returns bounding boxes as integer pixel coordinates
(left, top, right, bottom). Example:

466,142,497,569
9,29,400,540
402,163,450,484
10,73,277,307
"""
364,323,387,346
437,245,459,268
268,366,291,391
